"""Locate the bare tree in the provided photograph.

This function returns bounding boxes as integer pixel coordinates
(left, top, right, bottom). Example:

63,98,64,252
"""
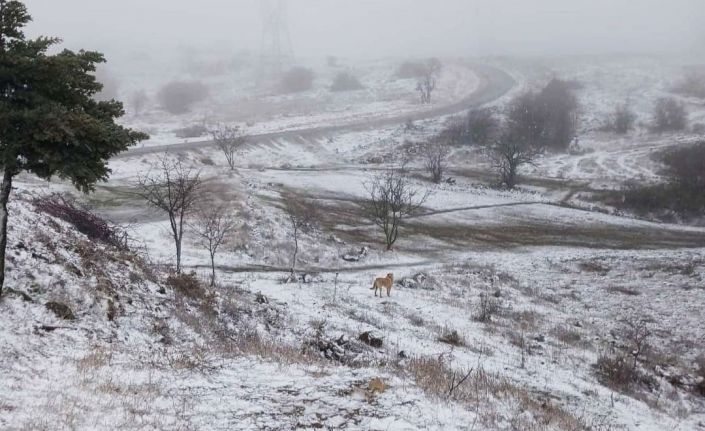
284,197,318,278
212,125,246,170
136,155,202,273
416,58,442,104
365,168,429,250
424,142,449,183
191,203,237,286
490,132,541,189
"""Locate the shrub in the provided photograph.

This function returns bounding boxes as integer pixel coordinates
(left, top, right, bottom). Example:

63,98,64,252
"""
538,79,579,151
157,81,209,115
437,117,467,146
474,293,500,322
506,79,579,152
672,68,705,99
167,272,207,300
661,141,705,190
606,103,637,134
604,142,705,220
395,61,428,79
652,97,688,132
467,108,500,146
595,353,642,391
330,72,363,92
33,194,128,249
438,327,465,346
280,67,314,93
174,124,209,139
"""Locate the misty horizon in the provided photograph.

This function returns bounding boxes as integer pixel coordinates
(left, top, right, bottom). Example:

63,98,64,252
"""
23,0,705,62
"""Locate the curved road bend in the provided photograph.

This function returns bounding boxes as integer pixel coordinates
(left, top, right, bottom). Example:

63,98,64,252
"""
121,63,515,158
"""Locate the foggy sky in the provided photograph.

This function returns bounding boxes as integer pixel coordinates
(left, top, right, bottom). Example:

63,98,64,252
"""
22,0,705,60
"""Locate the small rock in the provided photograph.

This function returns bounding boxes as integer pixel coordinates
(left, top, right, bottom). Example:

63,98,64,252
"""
397,350,407,359
45,301,75,320
534,334,546,343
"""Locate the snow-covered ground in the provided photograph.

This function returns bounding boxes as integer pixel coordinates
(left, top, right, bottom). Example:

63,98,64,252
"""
3,55,705,430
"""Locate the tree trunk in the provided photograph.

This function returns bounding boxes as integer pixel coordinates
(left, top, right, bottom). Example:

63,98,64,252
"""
291,228,298,273
210,251,216,287
0,170,14,296
175,239,182,274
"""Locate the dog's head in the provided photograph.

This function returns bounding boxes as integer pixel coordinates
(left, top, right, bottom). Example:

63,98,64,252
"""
386,273,394,280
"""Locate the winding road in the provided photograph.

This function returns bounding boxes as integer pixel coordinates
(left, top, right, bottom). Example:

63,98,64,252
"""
120,63,516,158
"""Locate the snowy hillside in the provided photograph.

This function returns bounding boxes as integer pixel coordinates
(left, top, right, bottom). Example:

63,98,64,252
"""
3,54,705,431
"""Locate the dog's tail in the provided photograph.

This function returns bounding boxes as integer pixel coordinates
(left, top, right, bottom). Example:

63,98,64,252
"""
370,281,376,290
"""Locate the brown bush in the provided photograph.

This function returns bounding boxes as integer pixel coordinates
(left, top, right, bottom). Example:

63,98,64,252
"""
280,67,314,93
330,72,363,92
438,327,465,346
167,272,206,300
157,81,209,115
33,194,128,250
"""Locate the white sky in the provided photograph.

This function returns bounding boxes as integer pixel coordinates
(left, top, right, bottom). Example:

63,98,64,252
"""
22,0,705,60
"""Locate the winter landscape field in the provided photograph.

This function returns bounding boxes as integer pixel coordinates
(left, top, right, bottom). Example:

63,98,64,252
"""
1,1,705,430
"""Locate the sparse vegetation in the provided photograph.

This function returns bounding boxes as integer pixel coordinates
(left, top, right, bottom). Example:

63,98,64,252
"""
191,203,237,286
135,156,202,273
33,194,128,249
605,102,637,134
365,167,429,250
174,124,209,139
489,128,541,189
467,108,500,146
212,125,247,170
672,67,705,99
606,142,705,220
652,97,688,132
437,327,465,346
330,72,363,92
416,58,442,104
283,196,318,277
280,67,315,93
423,142,449,183
157,81,209,115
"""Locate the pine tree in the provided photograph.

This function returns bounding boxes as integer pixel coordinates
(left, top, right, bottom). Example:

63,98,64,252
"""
0,0,147,294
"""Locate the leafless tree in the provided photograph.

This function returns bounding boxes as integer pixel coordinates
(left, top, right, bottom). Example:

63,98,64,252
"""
191,203,237,286
212,125,246,170
416,58,442,104
284,197,318,277
424,142,449,183
620,315,652,370
136,155,202,273
489,132,541,190
365,168,429,250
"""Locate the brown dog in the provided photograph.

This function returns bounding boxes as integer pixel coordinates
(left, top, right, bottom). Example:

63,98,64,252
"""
371,273,394,297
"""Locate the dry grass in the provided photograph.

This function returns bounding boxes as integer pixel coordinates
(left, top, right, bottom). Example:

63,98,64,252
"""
437,326,465,346
405,355,589,430
551,325,592,350
607,285,641,296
